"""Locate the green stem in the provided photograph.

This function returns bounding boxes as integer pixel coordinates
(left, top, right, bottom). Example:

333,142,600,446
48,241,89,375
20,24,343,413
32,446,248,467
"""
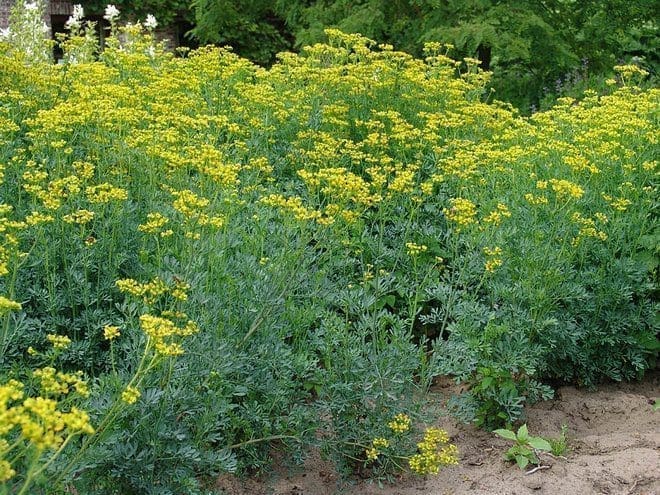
228,434,300,450
31,434,75,479
16,448,43,495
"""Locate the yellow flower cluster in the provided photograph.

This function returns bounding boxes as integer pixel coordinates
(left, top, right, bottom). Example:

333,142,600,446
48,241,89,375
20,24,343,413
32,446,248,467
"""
0,458,15,483
405,242,428,256
171,189,210,218
167,189,225,232
298,167,381,207
0,296,21,314
388,164,419,195
524,192,548,205
549,179,584,201
170,279,191,301
373,437,390,449
408,427,458,475
62,209,95,225
24,211,54,226
365,437,390,461
613,64,649,83
117,277,192,305
85,183,128,203
34,176,82,210
0,378,94,483
443,198,478,230
564,154,600,175
483,246,503,273
261,194,321,222
483,203,511,226
72,160,95,180
570,212,608,246
103,325,121,341
121,386,141,405
46,333,72,350
388,413,411,433
365,446,379,461
138,212,170,235
139,313,199,356
33,367,89,398
601,193,632,212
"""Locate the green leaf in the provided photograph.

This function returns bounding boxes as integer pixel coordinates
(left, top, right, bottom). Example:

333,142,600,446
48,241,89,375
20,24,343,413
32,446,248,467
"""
481,376,494,389
515,454,529,469
516,424,529,442
494,429,517,441
528,437,552,451
376,294,397,309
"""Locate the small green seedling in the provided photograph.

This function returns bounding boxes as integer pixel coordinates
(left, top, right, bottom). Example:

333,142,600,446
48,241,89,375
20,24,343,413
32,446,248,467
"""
548,424,569,456
493,424,552,469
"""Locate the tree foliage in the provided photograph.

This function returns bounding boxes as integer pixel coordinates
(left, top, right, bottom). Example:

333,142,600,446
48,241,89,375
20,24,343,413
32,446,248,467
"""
80,0,191,27
189,0,291,65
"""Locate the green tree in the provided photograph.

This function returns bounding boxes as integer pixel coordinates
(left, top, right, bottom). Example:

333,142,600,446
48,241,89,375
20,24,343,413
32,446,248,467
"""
190,0,292,65
80,0,192,27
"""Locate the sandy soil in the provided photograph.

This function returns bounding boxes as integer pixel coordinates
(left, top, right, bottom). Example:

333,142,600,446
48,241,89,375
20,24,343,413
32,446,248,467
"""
216,371,659,495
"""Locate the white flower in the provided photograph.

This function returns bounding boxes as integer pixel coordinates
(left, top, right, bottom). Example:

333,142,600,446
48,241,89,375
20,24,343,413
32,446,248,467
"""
65,4,84,29
72,4,84,20
25,2,38,11
104,4,120,22
0,27,11,40
144,14,158,30
65,15,80,30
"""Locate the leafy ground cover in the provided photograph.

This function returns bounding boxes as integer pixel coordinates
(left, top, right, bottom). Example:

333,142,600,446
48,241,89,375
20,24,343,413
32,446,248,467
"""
0,5,657,494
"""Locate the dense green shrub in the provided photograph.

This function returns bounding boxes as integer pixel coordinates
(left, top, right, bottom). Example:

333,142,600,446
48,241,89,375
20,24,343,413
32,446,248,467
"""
0,10,657,492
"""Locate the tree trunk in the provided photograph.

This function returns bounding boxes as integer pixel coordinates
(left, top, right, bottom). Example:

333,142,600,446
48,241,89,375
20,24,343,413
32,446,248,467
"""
477,44,492,70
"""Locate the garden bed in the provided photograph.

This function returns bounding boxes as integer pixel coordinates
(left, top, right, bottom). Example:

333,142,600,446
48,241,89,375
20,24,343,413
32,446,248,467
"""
218,371,659,495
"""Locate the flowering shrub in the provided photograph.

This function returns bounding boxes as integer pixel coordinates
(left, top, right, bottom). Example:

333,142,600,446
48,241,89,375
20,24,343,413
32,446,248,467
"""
0,0,51,64
0,1,657,492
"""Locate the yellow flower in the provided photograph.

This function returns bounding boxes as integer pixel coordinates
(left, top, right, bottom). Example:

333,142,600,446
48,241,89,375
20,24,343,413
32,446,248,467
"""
406,242,428,256
485,258,503,272
365,447,379,461
121,386,141,405
138,212,169,234
0,296,21,314
139,313,199,356
46,334,71,350
33,367,89,398
373,437,389,449
0,459,16,482
103,325,121,341
388,413,411,433
409,428,458,475
62,209,95,225
549,179,584,201
443,198,477,230
24,211,54,226
85,183,128,203
171,189,210,218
